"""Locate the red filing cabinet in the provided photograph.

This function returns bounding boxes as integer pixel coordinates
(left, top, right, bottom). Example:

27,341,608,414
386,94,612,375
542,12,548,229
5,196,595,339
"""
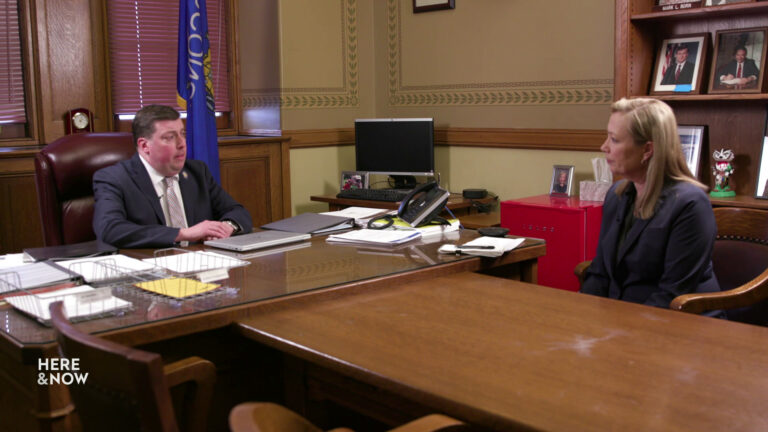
500,195,603,291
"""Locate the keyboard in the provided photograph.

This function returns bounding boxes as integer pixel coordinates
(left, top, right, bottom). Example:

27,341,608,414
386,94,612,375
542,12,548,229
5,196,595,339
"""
336,188,410,202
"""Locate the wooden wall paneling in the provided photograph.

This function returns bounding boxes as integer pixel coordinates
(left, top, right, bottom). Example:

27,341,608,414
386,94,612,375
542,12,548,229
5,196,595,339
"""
219,137,288,227
673,100,767,195
35,0,98,143
0,153,43,254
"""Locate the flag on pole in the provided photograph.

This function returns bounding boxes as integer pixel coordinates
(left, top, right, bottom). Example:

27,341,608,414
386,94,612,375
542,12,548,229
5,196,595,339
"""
177,0,221,183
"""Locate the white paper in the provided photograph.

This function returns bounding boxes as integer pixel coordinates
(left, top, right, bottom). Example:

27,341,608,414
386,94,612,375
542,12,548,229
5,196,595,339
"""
6,285,132,322
58,254,155,282
326,229,422,245
438,236,524,258
143,251,248,274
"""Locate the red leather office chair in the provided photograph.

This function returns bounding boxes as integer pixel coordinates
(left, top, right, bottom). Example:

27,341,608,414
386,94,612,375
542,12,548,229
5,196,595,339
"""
34,133,135,246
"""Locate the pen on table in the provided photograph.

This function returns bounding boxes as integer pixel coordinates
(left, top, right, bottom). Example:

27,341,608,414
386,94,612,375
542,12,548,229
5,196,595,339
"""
455,245,495,250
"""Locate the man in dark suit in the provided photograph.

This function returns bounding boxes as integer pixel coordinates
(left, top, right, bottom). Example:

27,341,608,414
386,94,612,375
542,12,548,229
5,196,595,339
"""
660,45,695,85
716,46,760,89
93,105,252,248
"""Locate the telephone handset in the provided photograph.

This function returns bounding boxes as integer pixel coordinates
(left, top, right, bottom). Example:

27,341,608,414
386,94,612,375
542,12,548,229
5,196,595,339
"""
397,181,451,227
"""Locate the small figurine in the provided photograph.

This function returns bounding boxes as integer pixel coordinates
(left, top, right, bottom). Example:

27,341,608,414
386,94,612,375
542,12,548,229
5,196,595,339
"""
710,148,735,197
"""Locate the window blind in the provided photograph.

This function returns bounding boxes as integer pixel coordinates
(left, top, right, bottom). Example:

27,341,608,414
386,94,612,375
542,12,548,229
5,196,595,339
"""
107,0,231,115
0,0,27,124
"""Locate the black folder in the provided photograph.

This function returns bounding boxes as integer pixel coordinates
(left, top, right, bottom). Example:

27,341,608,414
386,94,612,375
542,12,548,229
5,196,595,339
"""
261,213,354,234
23,240,118,262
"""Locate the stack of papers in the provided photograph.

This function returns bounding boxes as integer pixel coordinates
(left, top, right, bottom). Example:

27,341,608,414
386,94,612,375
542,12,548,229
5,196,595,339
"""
6,285,132,324
321,207,390,227
326,229,422,246
438,236,524,258
0,261,80,297
58,254,156,283
134,278,221,299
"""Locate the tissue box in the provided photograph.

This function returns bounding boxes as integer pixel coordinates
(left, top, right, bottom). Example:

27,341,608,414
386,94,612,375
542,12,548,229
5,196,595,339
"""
580,181,611,202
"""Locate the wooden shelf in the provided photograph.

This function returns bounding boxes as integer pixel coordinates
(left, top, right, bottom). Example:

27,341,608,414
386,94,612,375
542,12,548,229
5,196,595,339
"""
710,195,768,210
631,2,768,22
649,93,768,102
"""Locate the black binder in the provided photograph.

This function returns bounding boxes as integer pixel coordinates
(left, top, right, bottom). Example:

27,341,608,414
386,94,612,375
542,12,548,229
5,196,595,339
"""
261,213,354,234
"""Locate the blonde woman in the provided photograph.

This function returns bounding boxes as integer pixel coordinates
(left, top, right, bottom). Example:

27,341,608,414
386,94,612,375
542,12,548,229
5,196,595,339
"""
580,98,721,313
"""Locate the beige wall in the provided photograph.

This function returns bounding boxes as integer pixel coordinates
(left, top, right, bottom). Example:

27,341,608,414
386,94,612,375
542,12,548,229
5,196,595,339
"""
259,0,614,213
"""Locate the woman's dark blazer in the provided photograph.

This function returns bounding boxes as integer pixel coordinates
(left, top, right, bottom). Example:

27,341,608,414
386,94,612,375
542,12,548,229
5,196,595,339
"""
580,180,720,309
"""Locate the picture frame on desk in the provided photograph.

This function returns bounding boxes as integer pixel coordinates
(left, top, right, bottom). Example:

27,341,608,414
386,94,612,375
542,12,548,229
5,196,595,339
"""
550,165,574,197
651,34,708,95
677,125,705,177
340,171,368,191
708,27,767,94
413,0,455,13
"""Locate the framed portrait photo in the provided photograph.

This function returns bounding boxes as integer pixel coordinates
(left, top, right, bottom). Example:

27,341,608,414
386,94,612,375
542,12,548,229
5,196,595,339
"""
413,0,455,13
677,125,705,177
550,165,574,197
340,171,368,191
651,34,708,95
709,27,767,94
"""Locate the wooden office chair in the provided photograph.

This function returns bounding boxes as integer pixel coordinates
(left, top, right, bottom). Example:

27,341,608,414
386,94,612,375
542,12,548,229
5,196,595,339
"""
671,207,768,324
229,402,472,432
34,132,135,246
49,301,216,432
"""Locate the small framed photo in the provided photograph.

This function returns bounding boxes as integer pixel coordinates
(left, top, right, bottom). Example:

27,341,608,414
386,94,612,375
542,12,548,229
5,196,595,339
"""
704,0,753,5
550,165,574,197
677,125,705,177
413,0,455,13
340,171,368,191
709,27,767,94
651,34,708,95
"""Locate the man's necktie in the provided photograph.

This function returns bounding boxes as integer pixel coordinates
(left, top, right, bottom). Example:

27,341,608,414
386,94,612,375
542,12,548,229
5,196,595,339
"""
675,64,682,81
736,63,743,78
163,177,187,228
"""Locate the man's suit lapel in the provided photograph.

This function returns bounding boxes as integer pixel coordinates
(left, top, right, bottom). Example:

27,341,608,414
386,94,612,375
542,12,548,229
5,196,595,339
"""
129,154,166,224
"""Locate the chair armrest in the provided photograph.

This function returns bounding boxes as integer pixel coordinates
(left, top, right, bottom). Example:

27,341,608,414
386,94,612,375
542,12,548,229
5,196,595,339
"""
163,356,216,432
574,260,592,288
390,414,470,432
671,268,768,314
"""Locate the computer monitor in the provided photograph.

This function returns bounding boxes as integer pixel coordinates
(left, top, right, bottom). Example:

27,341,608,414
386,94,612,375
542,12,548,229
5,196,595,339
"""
354,118,434,188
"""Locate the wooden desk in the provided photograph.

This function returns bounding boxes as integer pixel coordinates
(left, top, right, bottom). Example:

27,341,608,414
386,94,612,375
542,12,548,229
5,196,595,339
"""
0,230,544,431
310,193,495,214
237,272,768,432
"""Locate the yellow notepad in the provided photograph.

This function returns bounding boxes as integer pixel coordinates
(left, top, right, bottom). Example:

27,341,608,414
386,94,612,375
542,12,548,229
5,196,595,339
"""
134,278,220,299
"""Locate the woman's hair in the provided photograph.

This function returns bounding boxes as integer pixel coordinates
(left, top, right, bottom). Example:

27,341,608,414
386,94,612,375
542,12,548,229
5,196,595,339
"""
611,97,706,219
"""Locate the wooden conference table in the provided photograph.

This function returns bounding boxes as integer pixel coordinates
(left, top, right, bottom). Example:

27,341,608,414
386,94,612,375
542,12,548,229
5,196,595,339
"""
0,230,544,431
237,272,768,432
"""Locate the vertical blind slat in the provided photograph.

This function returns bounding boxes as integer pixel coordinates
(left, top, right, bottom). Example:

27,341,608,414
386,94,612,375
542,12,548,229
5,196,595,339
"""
0,0,27,123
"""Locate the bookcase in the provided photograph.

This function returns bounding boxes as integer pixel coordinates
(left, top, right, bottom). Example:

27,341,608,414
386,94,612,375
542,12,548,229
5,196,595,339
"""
615,0,768,210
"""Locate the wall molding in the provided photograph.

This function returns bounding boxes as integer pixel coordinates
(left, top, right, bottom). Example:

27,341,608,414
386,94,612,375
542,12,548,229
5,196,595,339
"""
285,128,604,151
241,0,359,110
386,0,613,107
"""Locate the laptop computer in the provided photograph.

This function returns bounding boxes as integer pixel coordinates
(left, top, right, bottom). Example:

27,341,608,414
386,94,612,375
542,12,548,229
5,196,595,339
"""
204,230,311,252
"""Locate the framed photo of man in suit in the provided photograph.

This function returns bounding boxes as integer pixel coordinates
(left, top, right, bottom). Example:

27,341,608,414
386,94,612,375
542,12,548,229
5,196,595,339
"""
708,27,767,94
651,34,708,95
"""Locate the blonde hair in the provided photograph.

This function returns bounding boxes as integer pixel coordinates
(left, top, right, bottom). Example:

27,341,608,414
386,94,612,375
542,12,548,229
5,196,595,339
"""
611,98,707,219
